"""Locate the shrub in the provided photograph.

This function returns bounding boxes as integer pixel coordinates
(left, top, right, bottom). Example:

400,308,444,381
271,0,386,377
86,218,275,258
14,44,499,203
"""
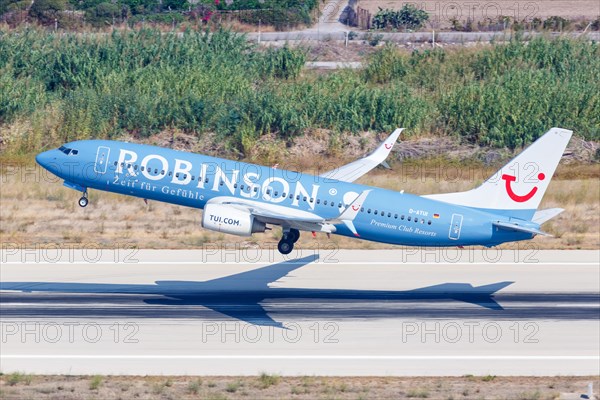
258,45,306,80
372,4,429,31
364,43,407,83
28,0,67,24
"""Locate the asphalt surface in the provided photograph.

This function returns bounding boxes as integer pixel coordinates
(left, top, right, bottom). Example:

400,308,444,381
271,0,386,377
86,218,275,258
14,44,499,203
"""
1,249,598,375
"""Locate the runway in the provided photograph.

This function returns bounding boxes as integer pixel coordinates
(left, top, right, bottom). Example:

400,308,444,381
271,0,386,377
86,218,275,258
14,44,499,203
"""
1,249,599,376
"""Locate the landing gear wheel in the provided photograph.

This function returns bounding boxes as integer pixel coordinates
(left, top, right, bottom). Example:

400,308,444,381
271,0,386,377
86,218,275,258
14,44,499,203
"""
277,239,294,255
288,228,300,243
78,196,88,208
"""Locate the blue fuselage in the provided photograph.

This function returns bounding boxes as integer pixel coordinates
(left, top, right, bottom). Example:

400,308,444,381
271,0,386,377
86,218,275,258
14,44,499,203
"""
36,140,534,247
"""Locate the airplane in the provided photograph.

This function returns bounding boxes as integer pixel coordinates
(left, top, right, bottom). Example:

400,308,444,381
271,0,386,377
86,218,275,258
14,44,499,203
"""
35,127,572,254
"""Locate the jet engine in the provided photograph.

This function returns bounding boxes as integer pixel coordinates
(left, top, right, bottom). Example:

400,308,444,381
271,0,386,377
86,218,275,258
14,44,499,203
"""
201,203,266,236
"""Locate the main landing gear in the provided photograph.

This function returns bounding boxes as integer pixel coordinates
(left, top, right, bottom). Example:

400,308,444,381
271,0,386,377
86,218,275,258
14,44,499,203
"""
277,228,300,255
78,191,89,207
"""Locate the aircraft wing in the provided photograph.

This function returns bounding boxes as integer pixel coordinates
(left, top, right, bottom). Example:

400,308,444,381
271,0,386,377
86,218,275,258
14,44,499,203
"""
320,128,403,183
208,190,371,233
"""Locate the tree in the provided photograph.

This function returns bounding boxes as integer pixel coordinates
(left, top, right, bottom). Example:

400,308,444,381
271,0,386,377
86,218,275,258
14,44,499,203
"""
29,0,67,24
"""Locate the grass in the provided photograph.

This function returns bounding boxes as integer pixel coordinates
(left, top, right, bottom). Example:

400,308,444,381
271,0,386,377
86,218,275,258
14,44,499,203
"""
407,388,430,398
0,375,595,399
6,372,32,386
0,28,598,157
225,380,242,393
187,378,202,394
89,375,102,390
258,373,280,389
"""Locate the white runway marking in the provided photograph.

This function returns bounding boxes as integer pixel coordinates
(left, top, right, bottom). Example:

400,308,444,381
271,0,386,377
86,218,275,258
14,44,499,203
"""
3,355,599,360
3,262,598,266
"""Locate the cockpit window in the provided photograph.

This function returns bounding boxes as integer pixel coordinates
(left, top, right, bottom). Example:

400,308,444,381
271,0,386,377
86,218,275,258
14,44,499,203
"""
58,146,78,155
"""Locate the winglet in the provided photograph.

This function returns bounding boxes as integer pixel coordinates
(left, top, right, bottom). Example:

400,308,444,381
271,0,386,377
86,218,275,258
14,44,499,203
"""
365,128,403,167
320,128,403,183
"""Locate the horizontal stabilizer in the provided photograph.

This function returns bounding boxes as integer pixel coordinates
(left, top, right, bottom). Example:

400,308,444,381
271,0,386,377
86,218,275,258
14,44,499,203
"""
532,208,564,224
493,221,550,237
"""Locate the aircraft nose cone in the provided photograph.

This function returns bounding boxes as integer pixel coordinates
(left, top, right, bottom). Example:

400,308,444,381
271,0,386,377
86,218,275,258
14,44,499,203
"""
35,150,58,173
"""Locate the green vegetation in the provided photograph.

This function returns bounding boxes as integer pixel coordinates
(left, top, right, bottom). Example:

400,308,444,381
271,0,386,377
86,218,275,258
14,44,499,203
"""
372,4,430,31
89,375,103,390
258,373,280,389
6,372,32,386
0,28,598,156
406,388,430,398
0,0,318,29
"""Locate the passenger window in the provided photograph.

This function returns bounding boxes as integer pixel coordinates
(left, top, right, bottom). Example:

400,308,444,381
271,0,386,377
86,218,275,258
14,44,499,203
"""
183,174,187,179
169,171,173,177
274,191,278,196
266,189,271,195
220,180,224,186
374,210,378,215
394,214,398,219
254,187,258,192
388,212,391,218
367,209,371,213
296,195,300,200
134,165,138,170
161,170,165,175
361,207,364,212
310,198,314,203
240,184,244,190
401,215,405,220
176,173,180,178
234,183,237,188
204,178,209,183
141,166,145,171
338,202,342,207
427,220,432,225
303,196,307,201
408,216,411,221
114,161,118,166
191,176,195,181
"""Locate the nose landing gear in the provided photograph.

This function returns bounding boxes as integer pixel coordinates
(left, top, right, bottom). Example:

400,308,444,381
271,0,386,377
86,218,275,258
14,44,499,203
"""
277,228,300,255
78,191,89,207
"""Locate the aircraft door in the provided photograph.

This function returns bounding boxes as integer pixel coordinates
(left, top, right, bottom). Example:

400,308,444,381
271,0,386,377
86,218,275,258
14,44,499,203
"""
449,213,463,240
94,146,110,174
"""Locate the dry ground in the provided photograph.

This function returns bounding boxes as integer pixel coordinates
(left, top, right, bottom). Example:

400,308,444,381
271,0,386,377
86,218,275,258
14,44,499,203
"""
0,156,598,250
357,0,600,28
0,374,599,400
